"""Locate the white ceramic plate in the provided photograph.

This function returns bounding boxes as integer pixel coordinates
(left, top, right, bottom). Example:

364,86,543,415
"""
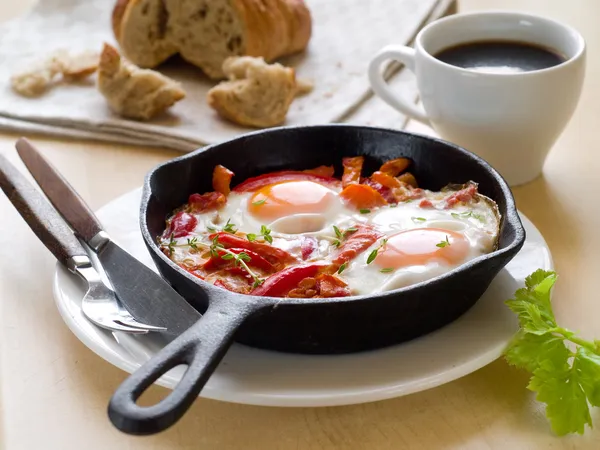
53,188,552,407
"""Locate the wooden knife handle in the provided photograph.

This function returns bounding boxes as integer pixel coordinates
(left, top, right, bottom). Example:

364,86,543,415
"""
15,137,104,244
0,154,89,267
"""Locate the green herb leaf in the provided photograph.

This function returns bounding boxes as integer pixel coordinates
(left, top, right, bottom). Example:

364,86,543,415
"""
167,233,176,256
237,252,251,262
359,209,371,214
252,277,264,289
436,235,451,248
345,227,358,235
333,225,343,239
411,216,426,222
337,262,347,274
222,219,237,234
252,199,266,206
246,233,257,242
259,225,273,244
221,253,234,261
332,239,341,248
380,268,394,273
187,237,199,250
366,249,378,264
206,225,217,232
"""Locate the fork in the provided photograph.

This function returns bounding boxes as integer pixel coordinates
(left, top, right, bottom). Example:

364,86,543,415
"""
0,154,166,334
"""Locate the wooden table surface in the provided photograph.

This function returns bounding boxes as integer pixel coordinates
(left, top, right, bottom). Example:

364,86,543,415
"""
2,1,600,449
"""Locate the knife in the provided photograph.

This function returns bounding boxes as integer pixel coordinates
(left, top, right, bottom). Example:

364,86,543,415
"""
15,138,201,337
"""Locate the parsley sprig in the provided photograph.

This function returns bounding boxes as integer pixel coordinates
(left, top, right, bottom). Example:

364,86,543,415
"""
504,270,600,436
247,225,273,244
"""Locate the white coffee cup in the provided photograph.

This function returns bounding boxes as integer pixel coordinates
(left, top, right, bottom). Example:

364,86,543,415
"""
368,11,586,186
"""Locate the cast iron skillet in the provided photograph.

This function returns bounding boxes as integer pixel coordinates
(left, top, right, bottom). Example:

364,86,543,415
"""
108,125,525,435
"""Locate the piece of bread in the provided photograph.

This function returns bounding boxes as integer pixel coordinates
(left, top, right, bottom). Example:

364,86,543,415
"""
11,50,100,97
97,43,185,120
111,0,311,79
207,56,297,128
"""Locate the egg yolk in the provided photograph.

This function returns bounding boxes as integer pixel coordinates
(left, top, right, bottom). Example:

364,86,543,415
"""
375,228,470,269
248,180,337,221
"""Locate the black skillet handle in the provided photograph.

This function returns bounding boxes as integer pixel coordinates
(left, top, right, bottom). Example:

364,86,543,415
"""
108,294,265,435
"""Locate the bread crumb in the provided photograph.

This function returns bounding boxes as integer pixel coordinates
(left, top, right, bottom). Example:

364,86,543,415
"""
295,77,314,96
10,49,100,97
97,43,185,120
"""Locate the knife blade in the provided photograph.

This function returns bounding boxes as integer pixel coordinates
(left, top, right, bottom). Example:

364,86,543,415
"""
15,137,201,336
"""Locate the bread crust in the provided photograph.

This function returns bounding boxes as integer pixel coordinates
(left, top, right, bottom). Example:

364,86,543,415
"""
111,0,311,78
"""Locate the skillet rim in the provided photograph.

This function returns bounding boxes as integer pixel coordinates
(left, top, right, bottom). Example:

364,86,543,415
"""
140,124,526,306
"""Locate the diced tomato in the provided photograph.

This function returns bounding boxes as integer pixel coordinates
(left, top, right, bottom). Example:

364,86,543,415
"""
316,274,351,298
301,236,318,260
445,184,478,208
393,187,425,203
397,172,418,188
303,165,335,177
340,183,387,210
202,248,276,272
188,192,226,212
371,171,401,189
342,156,364,187
232,171,341,192
419,199,433,208
166,212,197,238
379,158,410,176
332,225,383,265
251,263,327,297
212,164,234,195
210,232,296,266
362,178,396,204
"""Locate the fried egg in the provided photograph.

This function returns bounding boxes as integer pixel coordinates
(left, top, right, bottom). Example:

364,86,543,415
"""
340,194,500,295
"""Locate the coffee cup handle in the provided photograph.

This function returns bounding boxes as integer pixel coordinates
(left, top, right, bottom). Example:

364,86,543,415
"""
368,45,430,124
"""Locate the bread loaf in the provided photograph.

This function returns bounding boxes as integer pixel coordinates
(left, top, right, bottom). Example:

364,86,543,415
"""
111,0,312,79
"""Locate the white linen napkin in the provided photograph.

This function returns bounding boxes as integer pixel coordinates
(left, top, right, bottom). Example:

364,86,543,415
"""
0,0,455,151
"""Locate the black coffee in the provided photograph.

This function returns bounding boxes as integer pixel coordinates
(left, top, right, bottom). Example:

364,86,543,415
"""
434,40,566,74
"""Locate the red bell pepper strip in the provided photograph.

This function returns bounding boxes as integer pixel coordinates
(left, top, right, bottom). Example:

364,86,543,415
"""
212,164,235,195
232,171,341,192
342,156,364,187
379,157,411,177
332,225,383,265
251,263,327,297
209,232,296,265
166,211,198,238
202,248,276,272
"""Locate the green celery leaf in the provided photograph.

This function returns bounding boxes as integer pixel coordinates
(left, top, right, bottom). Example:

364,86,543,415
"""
504,330,569,373
575,347,600,407
528,364,591,436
